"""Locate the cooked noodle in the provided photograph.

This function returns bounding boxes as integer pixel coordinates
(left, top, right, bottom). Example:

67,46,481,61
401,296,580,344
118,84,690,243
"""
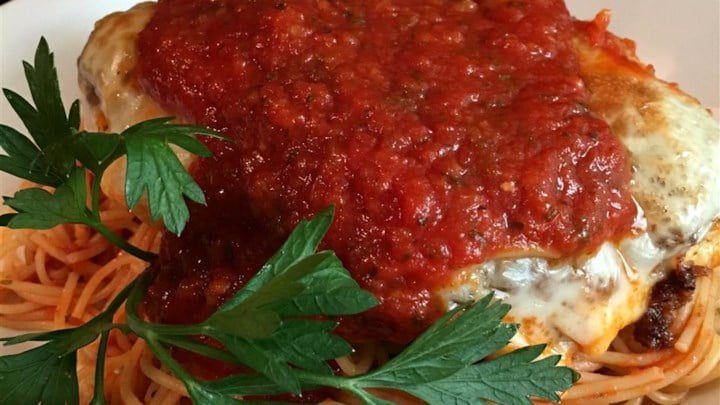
0,182,718,404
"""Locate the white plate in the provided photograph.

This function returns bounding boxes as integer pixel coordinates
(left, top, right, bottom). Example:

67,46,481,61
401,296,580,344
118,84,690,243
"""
1,0,718,403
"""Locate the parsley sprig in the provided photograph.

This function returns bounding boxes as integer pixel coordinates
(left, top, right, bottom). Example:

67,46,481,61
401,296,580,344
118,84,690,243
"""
1,208,577,404
125,208,379,396
0,39,578,404
0,38,224,261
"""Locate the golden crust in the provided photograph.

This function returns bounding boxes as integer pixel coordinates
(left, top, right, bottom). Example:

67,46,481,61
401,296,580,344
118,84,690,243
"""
575,34,707,153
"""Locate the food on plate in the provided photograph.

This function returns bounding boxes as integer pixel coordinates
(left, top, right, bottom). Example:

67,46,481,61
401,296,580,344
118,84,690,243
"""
1,0,718,404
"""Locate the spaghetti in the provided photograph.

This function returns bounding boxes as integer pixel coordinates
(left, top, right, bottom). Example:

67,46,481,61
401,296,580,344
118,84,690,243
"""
0,181,161,404
0,181,718,404
16,0,711,402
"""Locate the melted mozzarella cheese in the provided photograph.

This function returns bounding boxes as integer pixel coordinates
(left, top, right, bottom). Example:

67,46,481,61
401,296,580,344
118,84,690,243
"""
443,238,658,356
78,2,193,213
577,40,720,252
79,2,164,133
78,3,720,358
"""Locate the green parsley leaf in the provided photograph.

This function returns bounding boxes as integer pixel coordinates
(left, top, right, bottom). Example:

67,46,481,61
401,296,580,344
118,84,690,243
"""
339,297,575,405
206,293,576,405
20,37,72,149
254,320,352,375
208,373,309,397
0,124,62,186
207,251,341,338
2,37,77,183
210,333,304,395
0,341,79,405
206,207,376,340
71,132,124,175
68,100,81,132
357,296,516,387
3,166,90,229
218,206,335,310
209,207,376,324
401,345,578,405
122,117,225,235
276,254,378,317
185,382,239,405
0,213,13,226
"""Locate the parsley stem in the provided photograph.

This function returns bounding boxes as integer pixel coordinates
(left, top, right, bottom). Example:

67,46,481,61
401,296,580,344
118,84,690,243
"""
134,322,207,336
344,386,387,405
111,323,132,334
280,370,379,404
90,221,157,262
144,333,200,392
157,335,238,364
106,278,140,313
124,273,238,362
293,370,341,386
89,331,110,405
125,275,202,396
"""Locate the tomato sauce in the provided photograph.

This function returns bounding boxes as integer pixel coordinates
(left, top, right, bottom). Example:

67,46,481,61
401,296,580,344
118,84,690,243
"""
138,0,636,344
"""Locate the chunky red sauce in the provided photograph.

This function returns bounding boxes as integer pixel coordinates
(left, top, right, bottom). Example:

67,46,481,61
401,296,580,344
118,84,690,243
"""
138,0,636,344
